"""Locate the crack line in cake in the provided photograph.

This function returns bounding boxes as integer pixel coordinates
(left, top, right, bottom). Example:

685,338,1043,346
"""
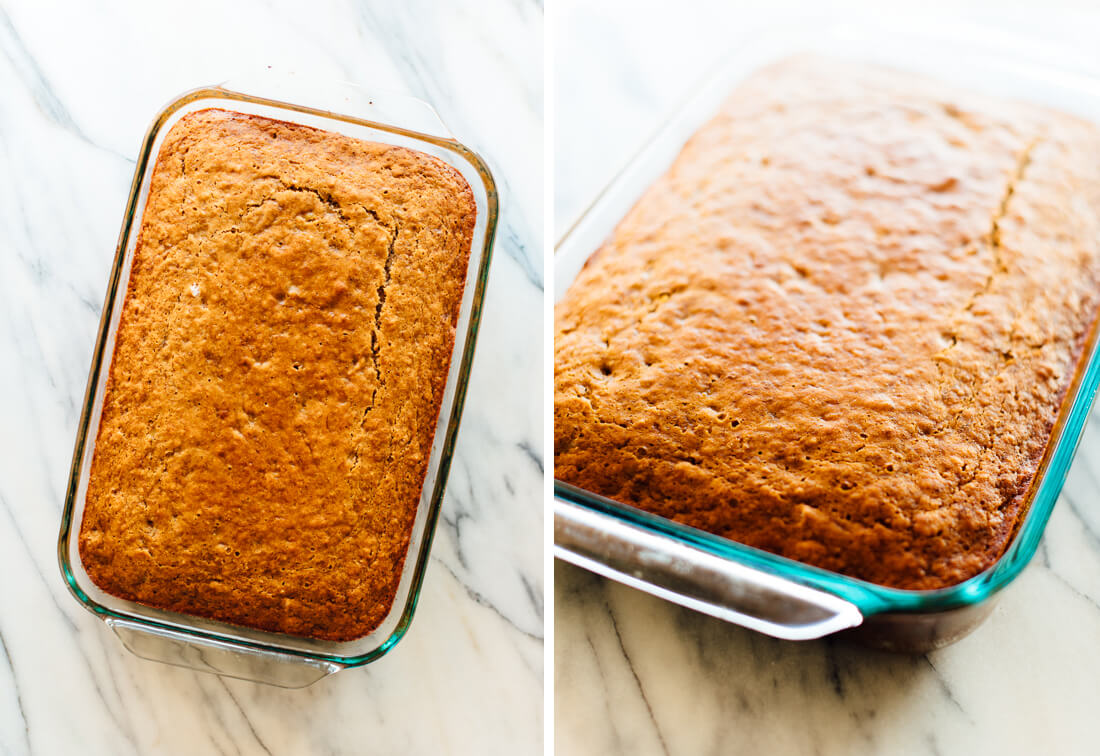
964,137,1039,314
934,138,1042,438
279,182,352,227
368,223,401,394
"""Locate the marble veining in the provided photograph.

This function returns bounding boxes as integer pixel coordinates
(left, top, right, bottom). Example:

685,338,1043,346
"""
0,0,542,754
554,1,1100,754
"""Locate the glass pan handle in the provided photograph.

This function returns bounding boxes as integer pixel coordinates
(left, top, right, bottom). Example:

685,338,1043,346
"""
106,618,342,688
554,497,862,640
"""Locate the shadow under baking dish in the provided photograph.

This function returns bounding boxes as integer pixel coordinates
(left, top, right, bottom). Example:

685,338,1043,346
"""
553,20,1100,653
58,76,498,687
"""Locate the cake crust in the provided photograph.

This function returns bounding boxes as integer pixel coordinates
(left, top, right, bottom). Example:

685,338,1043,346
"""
554,58,1100,590
79,109,476,641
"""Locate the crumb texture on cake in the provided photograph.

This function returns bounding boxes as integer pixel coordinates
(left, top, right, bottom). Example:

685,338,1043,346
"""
554,57,1100,590
79,109,476,641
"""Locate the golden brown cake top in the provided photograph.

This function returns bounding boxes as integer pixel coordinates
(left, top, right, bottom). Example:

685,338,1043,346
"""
80,109,476,640
554,57,1100,590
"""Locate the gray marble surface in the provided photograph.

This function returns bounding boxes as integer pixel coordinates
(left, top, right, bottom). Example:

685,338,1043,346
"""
0,1,542,754
554,1,1100,754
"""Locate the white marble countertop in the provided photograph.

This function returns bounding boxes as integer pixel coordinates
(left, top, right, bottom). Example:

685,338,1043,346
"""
0,1,542,754
554,1,1100,754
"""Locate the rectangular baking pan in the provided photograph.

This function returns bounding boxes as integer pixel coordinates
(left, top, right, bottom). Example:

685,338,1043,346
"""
553,21,1100,652
58,73,498,686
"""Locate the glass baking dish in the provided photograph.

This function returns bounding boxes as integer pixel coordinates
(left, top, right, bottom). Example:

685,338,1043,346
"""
58,74,498,687
554,21,1100,653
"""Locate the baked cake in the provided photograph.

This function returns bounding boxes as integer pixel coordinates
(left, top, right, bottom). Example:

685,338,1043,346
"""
80,109,476,640
554,57,1100,590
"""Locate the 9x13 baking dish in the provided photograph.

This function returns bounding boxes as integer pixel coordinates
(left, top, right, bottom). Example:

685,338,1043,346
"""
58,73,498,687
553,21,1100,652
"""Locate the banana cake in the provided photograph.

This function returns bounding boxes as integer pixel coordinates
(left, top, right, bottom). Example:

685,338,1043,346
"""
80,109,476,640
554,57,1100,590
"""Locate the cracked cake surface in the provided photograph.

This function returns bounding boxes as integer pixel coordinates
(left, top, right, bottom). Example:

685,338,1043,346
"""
79,108,476,640
554,57,1100,590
